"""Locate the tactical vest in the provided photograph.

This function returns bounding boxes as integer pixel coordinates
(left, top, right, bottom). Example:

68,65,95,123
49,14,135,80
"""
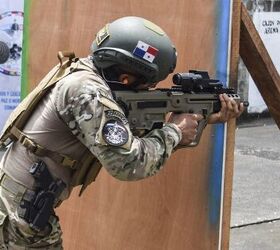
0,52,102,196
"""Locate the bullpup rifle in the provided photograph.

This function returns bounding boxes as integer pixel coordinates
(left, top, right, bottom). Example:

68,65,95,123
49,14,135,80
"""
114,70,248,147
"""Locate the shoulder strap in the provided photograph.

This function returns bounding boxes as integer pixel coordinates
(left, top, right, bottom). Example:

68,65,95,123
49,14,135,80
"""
0,52,102,190
0,51,78,147
0,52,81,169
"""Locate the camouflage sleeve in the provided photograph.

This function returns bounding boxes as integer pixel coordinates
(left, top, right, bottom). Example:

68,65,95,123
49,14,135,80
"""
55,73,182,181
99,123,182,180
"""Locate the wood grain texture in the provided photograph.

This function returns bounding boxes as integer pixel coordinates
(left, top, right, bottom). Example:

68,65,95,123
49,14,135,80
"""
28,0,217,90
240,3,280,129
26,1,226,249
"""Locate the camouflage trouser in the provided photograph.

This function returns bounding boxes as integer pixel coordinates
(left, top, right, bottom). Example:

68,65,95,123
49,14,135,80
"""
0,172,63,249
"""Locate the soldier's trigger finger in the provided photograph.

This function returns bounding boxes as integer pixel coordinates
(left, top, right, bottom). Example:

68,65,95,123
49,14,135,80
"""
192,114,204,121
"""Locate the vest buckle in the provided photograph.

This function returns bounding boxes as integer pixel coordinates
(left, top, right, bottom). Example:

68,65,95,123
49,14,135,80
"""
20,136,45,156
61,156,77,169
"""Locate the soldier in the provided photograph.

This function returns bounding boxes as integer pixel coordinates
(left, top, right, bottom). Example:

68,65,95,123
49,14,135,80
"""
0,16,244,249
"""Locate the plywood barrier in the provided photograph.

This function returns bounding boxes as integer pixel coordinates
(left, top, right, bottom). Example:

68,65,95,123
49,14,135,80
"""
23,1,231,249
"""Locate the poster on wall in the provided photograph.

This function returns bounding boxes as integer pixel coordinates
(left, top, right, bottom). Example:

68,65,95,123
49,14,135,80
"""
0,0,24,130
248,12,280,113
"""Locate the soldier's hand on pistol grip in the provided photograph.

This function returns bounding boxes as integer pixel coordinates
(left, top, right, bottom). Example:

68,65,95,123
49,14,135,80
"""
168,113,204,146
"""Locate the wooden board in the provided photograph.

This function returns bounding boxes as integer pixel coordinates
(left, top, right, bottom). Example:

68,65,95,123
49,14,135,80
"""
240,3,280,129
22,1,234,249
221,1,242,249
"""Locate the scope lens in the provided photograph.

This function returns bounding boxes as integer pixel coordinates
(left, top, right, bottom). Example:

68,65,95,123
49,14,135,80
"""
172,73,182,85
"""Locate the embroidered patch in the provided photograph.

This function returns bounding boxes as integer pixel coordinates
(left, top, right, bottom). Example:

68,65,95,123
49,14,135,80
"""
96,24,110,46
133,41,159,63
102,119,129,146
105,110,128,125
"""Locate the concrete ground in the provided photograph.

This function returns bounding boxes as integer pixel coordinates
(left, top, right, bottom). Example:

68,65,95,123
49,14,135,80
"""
0,118,279,249
230,118,280,250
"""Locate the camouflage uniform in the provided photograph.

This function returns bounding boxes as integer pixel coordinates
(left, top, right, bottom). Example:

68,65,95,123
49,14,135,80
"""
0,57,182,248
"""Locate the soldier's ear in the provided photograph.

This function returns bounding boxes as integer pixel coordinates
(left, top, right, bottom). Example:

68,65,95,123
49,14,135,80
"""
119,74,132,85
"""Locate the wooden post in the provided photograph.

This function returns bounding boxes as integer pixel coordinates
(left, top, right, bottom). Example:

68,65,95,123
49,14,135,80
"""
222,3,280,249
240,3,280,129
221,1,242,249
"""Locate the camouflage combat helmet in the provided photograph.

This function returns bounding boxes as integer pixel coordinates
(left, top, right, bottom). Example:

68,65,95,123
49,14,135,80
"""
91,16,177,84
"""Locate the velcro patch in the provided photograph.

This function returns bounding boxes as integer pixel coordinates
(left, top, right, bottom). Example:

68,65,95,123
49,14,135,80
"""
96,24,110,46
102,119,129,146
105,110,128,124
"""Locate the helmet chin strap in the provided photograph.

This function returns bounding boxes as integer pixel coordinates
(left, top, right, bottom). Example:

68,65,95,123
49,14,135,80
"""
100,68,149,90
101,68,124,85
101,68,134,91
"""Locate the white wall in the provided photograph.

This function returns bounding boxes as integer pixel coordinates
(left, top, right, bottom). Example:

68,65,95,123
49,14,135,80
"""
248,11,280,113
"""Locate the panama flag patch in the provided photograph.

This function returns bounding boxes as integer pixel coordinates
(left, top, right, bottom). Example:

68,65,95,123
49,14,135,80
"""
133,41,159,63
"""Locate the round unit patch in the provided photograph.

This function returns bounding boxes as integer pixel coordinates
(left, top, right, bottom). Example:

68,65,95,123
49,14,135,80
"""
102,119,129,146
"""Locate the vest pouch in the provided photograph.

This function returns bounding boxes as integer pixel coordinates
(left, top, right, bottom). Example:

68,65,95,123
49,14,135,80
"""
70,153,102,196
